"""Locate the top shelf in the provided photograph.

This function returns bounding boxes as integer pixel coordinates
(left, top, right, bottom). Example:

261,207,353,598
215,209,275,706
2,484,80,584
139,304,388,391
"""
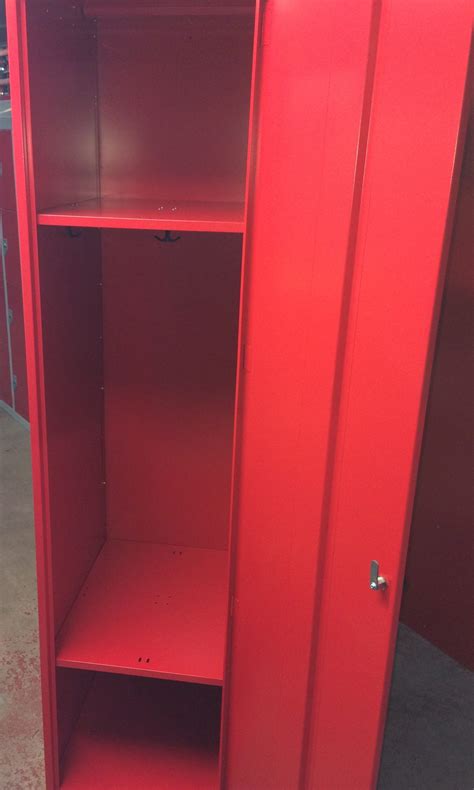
37,197,245,234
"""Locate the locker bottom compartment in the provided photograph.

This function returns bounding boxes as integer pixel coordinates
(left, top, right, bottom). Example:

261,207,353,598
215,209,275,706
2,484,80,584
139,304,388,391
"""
60,673,221,789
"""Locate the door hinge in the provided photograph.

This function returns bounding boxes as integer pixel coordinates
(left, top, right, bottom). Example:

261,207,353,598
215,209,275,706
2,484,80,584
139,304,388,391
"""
259,0,269,48
242,342,252,372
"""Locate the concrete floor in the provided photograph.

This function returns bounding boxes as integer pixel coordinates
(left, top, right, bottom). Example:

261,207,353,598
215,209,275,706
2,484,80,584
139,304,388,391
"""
0,408,473,789
0,409,44,789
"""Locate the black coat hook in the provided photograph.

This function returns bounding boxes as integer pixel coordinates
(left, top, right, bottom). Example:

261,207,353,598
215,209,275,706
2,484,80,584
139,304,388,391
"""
154,230,181,243
66,227,83,238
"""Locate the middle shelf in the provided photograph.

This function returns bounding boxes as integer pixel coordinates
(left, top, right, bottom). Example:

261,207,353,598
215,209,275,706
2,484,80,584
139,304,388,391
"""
37,197,245,233
56,539,228,686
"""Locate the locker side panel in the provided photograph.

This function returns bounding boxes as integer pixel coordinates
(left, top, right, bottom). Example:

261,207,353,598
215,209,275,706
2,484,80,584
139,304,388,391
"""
25,0,99,211
0,124,15,409
223,1,378,786
37,227,105,633
0,216,11,406
3,210,29,419
6,2,104,786
400,95,474,672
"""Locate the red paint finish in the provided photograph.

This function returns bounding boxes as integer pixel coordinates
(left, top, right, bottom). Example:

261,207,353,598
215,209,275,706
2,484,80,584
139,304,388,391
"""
84,0,253,17
7,2,61,783
8,0,257,783
0,226,11,405
0,129,29,418
401,93,474,671
97,14,253,205
305,3,471,788
0,130,18,212
103,230,242,550
55,668,94,760
56,540,228,685
37,227,105,633
2,210,29,418
223,2,378,787
61,675,221,789
38,198,244,233
26,1,99,212
8,0,471,787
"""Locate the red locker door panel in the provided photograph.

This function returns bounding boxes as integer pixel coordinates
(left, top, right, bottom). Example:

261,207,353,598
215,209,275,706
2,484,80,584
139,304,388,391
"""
223,1,379,787
305,2,471,788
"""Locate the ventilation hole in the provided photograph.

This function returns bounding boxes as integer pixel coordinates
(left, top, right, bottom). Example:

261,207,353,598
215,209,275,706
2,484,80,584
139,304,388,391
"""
146,658,150,664
138,657,142,662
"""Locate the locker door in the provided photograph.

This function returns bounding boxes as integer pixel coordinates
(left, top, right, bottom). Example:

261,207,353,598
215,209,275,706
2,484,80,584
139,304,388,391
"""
222,1,379,787
304,3,471,787
224,1,471,788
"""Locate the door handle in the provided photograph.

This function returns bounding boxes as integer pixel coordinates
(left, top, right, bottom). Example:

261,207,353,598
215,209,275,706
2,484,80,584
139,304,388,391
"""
370,560,387,591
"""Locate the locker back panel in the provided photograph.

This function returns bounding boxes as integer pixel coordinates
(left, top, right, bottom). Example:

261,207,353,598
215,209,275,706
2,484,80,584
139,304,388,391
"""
102,230,241,549
98,15,254,203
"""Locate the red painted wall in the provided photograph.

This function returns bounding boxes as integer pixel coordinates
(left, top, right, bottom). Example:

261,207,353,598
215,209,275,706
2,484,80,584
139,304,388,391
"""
400,88,474,671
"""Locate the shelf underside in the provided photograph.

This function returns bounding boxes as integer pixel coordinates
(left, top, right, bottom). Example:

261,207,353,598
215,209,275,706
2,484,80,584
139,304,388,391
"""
61,674,220,789
56,540,228,685
37,198,245,233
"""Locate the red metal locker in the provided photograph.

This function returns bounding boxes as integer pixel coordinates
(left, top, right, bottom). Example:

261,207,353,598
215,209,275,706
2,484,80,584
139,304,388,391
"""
0,112,29,419
6,0,471,787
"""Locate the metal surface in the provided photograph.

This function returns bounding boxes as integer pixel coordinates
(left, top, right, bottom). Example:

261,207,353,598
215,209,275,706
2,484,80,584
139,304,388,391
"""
61,675,221,789
7,0,471,787
0,214,14,408
223,1,379,787
7,2,61,784
38,198,245,233
97,11,253,206
370,560,387,591
56,540,228,685
304,2,471,787
102,230,241,550
7,0,257,785
400,88,474,672
2,209,29,418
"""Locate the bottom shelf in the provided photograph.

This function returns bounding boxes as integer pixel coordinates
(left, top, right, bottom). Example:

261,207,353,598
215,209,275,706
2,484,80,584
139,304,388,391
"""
61,674,221,789
56,539,228,685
